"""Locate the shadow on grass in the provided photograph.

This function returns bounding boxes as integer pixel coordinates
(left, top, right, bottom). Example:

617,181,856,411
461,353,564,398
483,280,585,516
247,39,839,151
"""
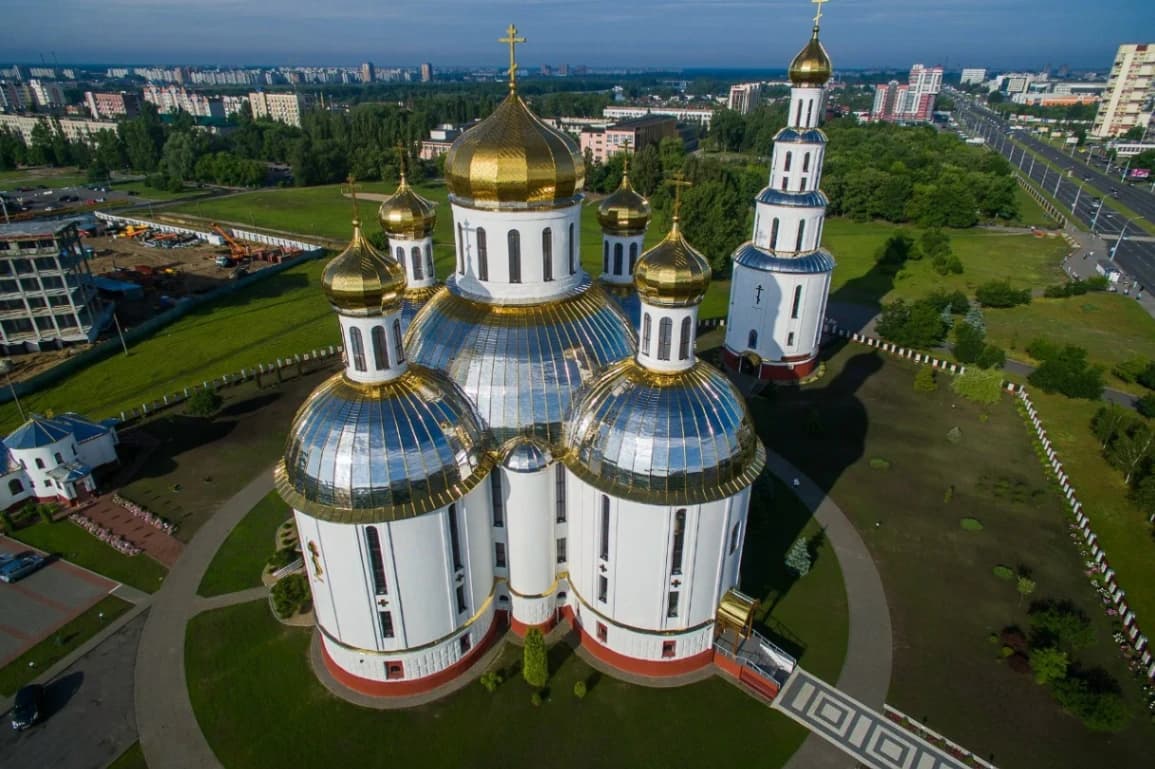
126,415,238,481
220,391,282,418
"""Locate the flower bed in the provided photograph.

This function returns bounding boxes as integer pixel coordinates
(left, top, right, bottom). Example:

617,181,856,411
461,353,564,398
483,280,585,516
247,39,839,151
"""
113,493,176,535
69,512,142,556
883,706,997,769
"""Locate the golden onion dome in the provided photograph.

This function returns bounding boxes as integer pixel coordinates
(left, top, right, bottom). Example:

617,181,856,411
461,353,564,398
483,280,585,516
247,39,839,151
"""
634,219,711,307
377,173,437,239
789,26,833,86
444,92,585,209
321,219,407,315
597,172,651,235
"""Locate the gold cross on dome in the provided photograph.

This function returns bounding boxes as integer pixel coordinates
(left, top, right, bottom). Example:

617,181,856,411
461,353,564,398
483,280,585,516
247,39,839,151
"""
811,0,828,27
622,139,632,175
499,24,526,91
666,172,692,221
342,174,362,223
394,143,409,180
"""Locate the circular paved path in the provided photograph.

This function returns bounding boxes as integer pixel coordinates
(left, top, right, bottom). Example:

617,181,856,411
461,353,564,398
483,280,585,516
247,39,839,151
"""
135,452,892,769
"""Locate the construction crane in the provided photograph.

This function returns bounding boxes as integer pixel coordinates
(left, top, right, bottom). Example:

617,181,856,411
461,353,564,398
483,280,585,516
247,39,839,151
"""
212,223,250,260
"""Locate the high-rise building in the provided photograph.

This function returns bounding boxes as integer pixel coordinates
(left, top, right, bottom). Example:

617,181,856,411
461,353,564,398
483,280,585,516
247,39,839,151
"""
361,62,376,84
722,15,835,383
28,79,64,110
420,62,433,83
84,91,141,120
960,67,987,86
248,91,311,127
871,64,941,122
728,83,762,114
142,84,224,118
1092,43,1155,139
578,115,678,164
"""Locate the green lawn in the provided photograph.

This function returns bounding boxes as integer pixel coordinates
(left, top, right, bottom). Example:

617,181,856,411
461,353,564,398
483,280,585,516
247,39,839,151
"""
198,491,291,597
107,743,149,769
11,520,167,592
0,595,132,696
1009,184,1059,229
753,343,1155,769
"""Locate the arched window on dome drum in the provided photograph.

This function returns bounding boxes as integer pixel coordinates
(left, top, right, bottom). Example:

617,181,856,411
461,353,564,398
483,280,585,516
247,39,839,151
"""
425,243,432,276
508,230,521,283
657,317,672,361
599,496,610,560
411,246,424,281
542,228,553,282
393,319,405,363
748,329,758,349
365,527,388,595
568,223,576,274
802,152,811,173
791,285,802,319
371,325,389,370
447,502,463,571
679,316,692,360
456,224,464,273
770,218,780,250
613,243,623,275
806,99,814,126
395,246,404,265
629,243,638,273
349,327,366,372
795,99,804,126
795,220,806,252
670,509,686,575
784,151,793,172
781,176,788,192
641,313,652,355
603,241,609,274
477,227,488,280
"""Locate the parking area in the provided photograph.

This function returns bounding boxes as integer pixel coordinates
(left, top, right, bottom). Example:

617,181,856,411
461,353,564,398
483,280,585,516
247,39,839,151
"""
0,538,116,667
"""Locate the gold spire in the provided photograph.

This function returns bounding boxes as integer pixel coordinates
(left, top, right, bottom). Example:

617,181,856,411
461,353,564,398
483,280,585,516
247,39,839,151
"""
789,0,833,86
342,174,363,225
324,176,406,315
597,142,651,235
633,175,711,307
499,23,526,93
667,171,691,224
378,149,437,238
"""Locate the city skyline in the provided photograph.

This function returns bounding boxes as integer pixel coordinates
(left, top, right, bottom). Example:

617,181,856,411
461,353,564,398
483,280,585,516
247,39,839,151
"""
2,0,1152,71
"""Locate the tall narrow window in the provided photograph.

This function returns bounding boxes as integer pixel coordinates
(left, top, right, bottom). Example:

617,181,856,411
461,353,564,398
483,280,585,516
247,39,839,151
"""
795,220,806,252
456,585,468,614
507,230,521,283
556,537,567,564
395,246,404,264
800,177,809,191
365,527,388,594
667,591,680,618
555,464,566,523
802,153,811,173
641,313,652,355
670,509,686,575
791,285,802,319
603,241,609,274
795,100,803,125
456,224,464,273
729,521,741,555
447,503,463,570
613,243,623,275
748,329,758,348
628,242,638,272
542,228,553,281
491,474,504,527
678,317,692,361
349,327,366,372
657,317,672,361
477,227,488,280
495,542,507,568
781,176,789,191
411,246,424,280
371,325,389,370
599,496,610,560
568,223,576,274
425,244,433,276
597,575,608,603
460,635,472,654
770,218,780,250
393,319,405,363
783,151,793,172
787,332,796,346
379,611,395,638
806,100,814,125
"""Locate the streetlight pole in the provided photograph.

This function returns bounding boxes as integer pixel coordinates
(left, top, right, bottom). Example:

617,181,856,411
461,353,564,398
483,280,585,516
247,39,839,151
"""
1054,174,1061,197
1091,201,1104,233
1029,156,1036,177
1072,182,1083,214
1112,219,1133,260
1121,157,1132,182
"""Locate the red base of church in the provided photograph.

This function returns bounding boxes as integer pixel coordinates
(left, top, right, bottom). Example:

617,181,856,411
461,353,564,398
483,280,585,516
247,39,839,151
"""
509,613,558,638
722,348,818,382
559,605,715,677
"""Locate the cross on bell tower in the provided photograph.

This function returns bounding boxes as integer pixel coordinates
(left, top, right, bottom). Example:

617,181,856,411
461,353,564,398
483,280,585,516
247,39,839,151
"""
499,24,526,92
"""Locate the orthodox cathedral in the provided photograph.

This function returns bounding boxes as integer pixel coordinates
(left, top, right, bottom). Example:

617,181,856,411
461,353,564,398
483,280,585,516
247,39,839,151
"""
276,11,834,697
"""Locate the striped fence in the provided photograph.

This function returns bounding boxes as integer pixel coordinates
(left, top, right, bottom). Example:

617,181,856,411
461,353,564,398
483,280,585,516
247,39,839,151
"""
1014,173,1069,229
825,319,1155,686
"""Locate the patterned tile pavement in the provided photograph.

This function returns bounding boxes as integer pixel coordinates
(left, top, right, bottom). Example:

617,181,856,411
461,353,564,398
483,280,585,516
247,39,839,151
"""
773,668,977,769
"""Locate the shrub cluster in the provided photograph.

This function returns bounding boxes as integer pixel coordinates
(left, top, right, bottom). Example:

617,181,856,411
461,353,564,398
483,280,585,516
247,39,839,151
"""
1027,339,1104,400
1043,277,1108,298
975,280,1031,308
271,573,310,618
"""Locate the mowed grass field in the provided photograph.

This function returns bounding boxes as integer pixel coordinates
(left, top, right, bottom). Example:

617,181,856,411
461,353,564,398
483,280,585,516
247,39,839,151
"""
755,343,1155,769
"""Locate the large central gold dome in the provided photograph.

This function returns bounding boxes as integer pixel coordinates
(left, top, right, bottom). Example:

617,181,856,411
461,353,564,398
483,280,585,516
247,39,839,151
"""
444,92,585,210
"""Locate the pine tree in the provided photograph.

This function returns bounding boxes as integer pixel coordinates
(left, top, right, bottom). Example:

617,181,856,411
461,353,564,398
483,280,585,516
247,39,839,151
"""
784,537,812,577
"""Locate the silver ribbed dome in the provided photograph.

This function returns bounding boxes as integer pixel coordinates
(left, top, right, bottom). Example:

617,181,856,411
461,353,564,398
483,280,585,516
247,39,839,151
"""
756,188,828,208
502,436,552,473
564,360,766,505
732,243,837,274
276,370,494,523
603,283,642,330
399,286,444,335
406,277,635,447
774,127,827,144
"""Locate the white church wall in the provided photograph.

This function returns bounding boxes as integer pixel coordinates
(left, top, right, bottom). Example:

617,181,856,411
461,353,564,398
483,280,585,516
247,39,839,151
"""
789,86,825,129
725,267,831,362
76,434,117,469
385,235,436,290
770,143,826,193
752,203,825,253
600,233,646,285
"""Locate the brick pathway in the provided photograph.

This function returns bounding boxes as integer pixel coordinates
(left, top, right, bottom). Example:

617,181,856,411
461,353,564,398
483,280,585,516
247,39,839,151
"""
81,497,184,567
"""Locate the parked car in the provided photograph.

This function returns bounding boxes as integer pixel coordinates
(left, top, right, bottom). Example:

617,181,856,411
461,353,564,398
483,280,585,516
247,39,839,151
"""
10,684,45,731
0,551,46,583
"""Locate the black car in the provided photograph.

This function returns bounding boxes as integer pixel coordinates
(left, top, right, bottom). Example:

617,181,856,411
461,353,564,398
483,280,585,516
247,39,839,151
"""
10,684,44,730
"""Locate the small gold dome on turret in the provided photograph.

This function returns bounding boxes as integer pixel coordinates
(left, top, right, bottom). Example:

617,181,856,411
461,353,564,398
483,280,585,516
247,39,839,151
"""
789,26,832,86
634,219,711,307
321,219,406,315
597,171,651,236
377,173,437,239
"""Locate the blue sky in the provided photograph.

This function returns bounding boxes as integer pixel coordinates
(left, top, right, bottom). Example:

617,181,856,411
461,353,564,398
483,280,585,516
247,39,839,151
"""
2,0,1151,70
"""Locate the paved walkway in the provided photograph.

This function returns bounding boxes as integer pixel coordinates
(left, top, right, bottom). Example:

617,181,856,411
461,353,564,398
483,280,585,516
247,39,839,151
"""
135,467,275,769
82,497,185,567
191,586,267,614
774,668,973,769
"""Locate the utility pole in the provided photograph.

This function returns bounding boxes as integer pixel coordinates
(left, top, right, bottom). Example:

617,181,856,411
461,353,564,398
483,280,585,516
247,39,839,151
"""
1112,219,1132,260
1091,201,1104,233
1054,174,1061,197
1072,183,1083,214
113,313,129,355
1029,156,1036,177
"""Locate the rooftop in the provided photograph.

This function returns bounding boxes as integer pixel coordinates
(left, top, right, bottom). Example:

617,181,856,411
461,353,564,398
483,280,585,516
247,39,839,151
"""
0,220,75,241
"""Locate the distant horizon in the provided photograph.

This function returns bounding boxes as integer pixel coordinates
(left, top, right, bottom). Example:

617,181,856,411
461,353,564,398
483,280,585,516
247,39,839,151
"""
2,1,1149,73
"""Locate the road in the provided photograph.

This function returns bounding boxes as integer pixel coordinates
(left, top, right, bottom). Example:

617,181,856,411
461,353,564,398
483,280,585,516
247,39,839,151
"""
952,96,1155,296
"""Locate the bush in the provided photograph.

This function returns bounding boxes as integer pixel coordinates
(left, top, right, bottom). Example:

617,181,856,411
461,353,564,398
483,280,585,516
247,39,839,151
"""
975,344,1006,370
914,366,937,392
932,254,964,275
266,547,298,571
530,691,543,707
952,367,1004,405
479,670,503,693
876,298,948,348
925,289,970,315
869,457,891,470
522,627,548,688
1007,652,1031,674
960,517,984,531
975,280,1031,308
271,573,310,618
1000,626,1028,652
874,233,921,269
993,565,1015,580
573,680,587,699
1029,601,1094,651
187,387,223,417
1052,675,1130,732
1043,279,1102,298
1028,352,1104,400
1030,646,1069,685
1137,394,1155,418
1113,357,1150,385
784,537,812,576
